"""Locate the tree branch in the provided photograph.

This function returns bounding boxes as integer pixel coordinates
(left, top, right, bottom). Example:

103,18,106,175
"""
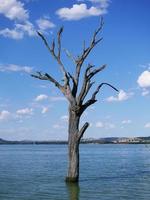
81,81,95,103
87,64,106,80
37,28,75,101
63,48,76,64
78,122,89,141
75,17,104,89
91,83,118,100
31,71,76,104
82,82,118,111
57,26,63,61
77,78,95,105
31,72,64,91
37,29,68,82
77,64,106,105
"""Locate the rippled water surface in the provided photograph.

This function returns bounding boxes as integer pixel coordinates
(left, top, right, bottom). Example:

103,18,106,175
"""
0,144,150,200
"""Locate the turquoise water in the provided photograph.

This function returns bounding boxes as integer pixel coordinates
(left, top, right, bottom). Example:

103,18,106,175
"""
0,144,150,200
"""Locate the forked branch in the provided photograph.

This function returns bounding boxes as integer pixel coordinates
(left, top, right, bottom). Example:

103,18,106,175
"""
78,122,89,141
87,64,106,80
75,17,104,89
37,28,68,82
82,82,119,111
31,72,63,91
31,71,75,103
77,63,106,104
33,19,118,114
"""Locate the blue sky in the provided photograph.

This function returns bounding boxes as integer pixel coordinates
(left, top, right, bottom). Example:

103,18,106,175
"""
0,0,150,140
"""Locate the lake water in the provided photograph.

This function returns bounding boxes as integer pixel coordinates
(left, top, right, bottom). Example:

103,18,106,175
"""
0,144,150,200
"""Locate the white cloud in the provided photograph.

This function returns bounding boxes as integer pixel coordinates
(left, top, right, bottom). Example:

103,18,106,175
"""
122,120,132,124
0,0,28,21
0,1,38,40
0,64,33,73
141,88,150,96
95,121,104,128
36,17,55,31
137,71,150,88
144,122,150,128
106,90,133,102
0,110,11,121
16,108,33,115
0,21,36,39
95,121,115,129
35,94,48,102
41,106,49,114
53,124,66,129
56,3,108,21
15,21,36,36
0,28,23,39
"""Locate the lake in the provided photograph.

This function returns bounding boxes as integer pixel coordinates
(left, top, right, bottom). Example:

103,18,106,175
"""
0,144,150,200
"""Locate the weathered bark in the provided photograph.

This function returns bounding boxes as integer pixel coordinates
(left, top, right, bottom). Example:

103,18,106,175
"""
31,19,118,183
66,107,80,182
66,141,80,182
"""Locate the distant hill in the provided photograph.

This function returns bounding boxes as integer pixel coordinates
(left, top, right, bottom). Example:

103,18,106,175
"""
0,138,7,144
0,138,67,145
0,136,150,145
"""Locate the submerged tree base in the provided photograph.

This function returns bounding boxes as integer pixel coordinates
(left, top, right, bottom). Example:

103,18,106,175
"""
65,176,79,183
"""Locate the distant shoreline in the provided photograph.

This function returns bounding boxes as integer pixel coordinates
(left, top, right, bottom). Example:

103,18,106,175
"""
0,136,150,145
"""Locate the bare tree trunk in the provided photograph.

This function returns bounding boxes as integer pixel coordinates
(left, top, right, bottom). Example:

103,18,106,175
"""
66,107,80,182
66,182,80,200
32,19,118,183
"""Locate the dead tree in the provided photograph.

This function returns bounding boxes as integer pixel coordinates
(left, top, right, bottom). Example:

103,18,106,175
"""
31,18,118,182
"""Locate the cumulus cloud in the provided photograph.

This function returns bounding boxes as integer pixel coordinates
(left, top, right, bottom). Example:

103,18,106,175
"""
0,0,28,21
137,70,150,96
36,17,55,31
144,122,150,128
0,21,36,39
137,71,150,88
0,110,11,121
16,108,33,115
0,64,33,73
141,88,149,96
15,21,36,36
0,28,23,39
0,1,36,40
122,120,132,124
106,90,133,102
56,2,109,21
35,94,48,102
